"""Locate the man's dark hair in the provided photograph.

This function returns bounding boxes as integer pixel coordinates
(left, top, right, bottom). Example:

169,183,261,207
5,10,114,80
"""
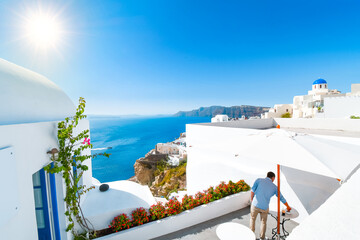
267,171,275,179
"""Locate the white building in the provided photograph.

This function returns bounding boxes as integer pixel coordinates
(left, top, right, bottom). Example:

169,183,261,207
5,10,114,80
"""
156,143,180,155
156,137,188,166
262,104,293,119
323,83,360,118
211,114,229,123
350,83,360,95
262,79,350,119
293,79,343,118
0,58,77,240
0,58,155,240
173,136,186,146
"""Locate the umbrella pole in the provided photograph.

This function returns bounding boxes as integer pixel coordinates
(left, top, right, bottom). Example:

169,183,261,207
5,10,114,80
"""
277,164,280,239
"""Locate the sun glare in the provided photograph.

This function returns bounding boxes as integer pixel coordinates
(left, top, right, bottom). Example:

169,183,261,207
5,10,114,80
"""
25,12,62,49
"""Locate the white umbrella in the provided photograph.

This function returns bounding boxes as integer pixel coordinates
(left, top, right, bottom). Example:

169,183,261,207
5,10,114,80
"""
235,129,360,222
280,165,340,215
294,135,360,182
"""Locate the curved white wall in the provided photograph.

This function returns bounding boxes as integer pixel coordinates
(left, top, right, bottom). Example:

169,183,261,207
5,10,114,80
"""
0,58,75,125
82,180,156,230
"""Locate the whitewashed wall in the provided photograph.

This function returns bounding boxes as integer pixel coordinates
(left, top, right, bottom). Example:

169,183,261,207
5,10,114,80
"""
324,96,360,118
211,115,229,122
0,121,61,240
351,83,360,94
196,118,274,130
274,118,360,132
264,104,293,119
0,119,90,240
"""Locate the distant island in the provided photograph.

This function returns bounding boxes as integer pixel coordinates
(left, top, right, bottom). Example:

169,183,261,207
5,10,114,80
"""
174,105,270,118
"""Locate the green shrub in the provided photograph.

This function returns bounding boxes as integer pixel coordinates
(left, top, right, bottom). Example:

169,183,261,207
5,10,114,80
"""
175,164,186,177
73,232,88,240
350,115,360,119
156,159,169,172
157,162,187,186
158,170,172,186
281,112,291,118
179,158,187,165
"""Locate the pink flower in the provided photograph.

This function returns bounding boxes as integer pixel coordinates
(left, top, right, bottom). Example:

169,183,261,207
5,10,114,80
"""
83,137,90,145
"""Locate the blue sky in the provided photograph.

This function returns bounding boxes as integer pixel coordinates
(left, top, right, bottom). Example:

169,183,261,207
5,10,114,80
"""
1,0,360,115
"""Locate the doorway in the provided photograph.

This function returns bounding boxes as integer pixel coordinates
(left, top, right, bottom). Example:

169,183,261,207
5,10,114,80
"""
32,168,60,240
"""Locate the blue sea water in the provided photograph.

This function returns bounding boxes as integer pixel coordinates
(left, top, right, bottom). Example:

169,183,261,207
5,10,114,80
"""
89,116,211,183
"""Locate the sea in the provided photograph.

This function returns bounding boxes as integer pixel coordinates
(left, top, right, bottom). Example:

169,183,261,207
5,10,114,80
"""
89,116,211,183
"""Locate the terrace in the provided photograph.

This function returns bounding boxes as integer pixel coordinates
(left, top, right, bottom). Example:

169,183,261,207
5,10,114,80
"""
152,206,298,240
86,117,360,240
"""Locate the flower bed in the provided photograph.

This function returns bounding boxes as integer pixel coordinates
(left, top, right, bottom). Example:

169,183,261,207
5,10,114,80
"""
95,180,250,239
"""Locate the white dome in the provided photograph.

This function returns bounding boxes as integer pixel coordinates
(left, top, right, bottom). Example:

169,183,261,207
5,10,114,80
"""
0,58,75,125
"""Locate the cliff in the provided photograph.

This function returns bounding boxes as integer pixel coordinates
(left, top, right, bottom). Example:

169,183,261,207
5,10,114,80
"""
174,105,270,118
129,150,186,198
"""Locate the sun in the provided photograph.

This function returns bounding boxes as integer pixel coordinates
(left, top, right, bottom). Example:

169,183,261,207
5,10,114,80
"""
25,12,62,49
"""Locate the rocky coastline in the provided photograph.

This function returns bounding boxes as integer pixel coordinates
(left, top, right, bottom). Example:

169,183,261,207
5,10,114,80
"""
129,143,187,198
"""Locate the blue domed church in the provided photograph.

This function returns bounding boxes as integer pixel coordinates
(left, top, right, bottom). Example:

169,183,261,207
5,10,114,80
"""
292,78,342,118
263,78,360,119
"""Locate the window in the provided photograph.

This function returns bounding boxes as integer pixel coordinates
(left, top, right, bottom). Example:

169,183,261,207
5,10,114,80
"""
32,169,52,239
286,109,288,112
315,85,316,89
33,171,46,229
320,85,322,88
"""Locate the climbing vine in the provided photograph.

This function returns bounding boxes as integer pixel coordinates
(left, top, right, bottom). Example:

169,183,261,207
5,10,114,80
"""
45,97,109,239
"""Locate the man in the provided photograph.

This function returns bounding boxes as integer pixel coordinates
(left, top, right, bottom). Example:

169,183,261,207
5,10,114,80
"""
250,171,291,240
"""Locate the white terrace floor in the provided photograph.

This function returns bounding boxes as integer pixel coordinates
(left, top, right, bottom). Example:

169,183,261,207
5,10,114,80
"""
151,206,299,240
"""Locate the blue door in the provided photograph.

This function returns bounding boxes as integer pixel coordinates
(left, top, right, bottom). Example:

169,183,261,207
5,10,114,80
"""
32,169,52,240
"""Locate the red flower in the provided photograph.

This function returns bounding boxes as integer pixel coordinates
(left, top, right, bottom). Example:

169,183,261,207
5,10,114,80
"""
109,213,132,232
131,208,150,226
108,179,250,233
